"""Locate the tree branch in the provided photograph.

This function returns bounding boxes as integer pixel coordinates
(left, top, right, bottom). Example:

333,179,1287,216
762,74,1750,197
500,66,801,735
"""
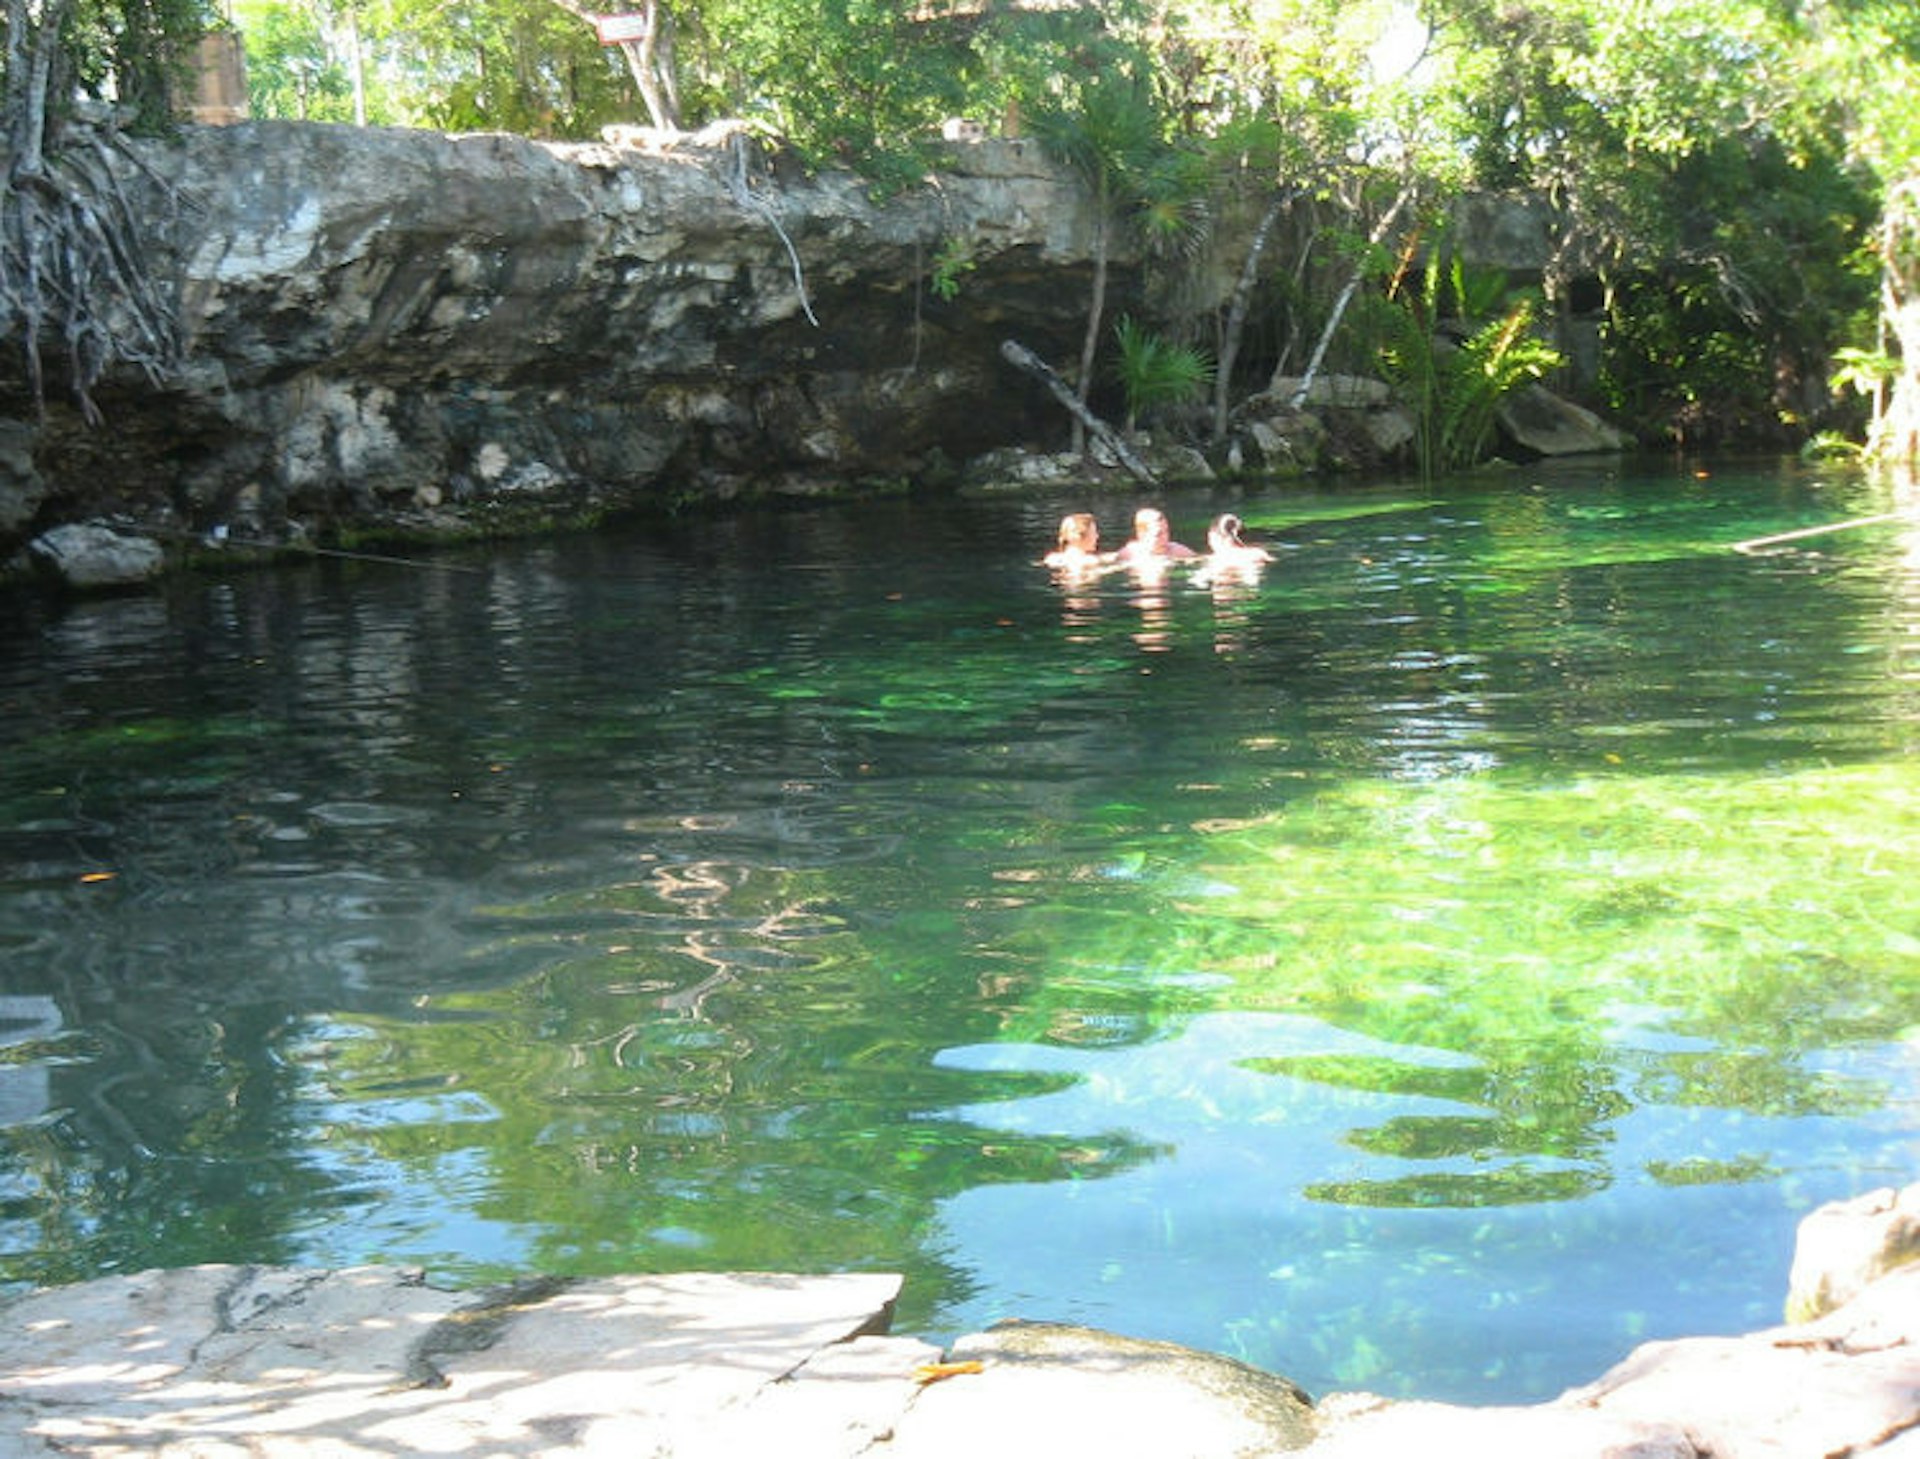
1285,181,1417,411
1000,338,1156,483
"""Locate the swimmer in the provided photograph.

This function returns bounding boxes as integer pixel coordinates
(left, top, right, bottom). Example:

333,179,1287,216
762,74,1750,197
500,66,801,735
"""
1043,512,1103,568
1205,513,1273,570
1113,507,1198,566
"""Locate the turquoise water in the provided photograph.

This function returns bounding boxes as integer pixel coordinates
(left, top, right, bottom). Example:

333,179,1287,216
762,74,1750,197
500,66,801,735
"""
1,458,1915,1403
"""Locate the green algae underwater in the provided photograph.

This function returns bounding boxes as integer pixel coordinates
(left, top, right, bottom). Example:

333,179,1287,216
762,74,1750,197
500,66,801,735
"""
0,459,1915,1404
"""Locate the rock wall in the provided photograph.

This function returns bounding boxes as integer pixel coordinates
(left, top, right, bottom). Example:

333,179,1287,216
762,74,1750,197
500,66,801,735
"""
0,122,1120,558
0,120,1624,574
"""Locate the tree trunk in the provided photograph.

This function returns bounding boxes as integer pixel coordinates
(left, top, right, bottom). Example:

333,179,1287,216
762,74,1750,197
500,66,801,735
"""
4,0,71,411
4,0,65,174
1281,182,1416,411
1070,170,1111,458
1212,188,1288,444
617,16,676,132
1871,179,1920,469
346,6,368,126
550,0,679,130
1877,301,1920,470
655,5,680,127
2,0,178,423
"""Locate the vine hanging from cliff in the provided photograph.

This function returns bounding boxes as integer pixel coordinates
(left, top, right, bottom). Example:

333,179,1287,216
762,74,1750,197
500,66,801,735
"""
723,128,817,328
2,0,182,423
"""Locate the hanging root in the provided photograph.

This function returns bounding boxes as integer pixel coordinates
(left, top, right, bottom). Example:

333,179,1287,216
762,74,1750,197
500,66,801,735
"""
1,124,182,423
723,129,819,328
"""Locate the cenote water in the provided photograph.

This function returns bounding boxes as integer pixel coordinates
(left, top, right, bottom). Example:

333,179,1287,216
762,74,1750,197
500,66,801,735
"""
2,458,1916,1404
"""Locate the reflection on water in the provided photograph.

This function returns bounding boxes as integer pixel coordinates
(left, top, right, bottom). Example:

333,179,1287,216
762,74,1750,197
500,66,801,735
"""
931,1009,1916,1395
1,461,1916,1404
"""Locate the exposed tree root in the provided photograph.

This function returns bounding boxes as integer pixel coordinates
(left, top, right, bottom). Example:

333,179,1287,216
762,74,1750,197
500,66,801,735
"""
3,128,182,423
3,0,181,424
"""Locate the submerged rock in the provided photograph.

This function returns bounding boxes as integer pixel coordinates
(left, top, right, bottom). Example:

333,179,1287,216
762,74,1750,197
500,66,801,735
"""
1302,1182,1920,1459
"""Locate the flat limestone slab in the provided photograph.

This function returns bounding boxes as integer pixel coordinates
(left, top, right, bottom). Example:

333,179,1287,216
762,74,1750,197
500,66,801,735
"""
0,1264,930,1456
7,1188,1918,1459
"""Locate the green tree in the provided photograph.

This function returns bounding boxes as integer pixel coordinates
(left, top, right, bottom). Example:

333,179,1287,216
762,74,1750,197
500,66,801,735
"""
1795,0,1920,465
1596,139,1875,447
238,0,641,136
697,0,981,188
393,0,628,136
233,0,358,122
64,0,215,131
1415,0,1902,456
1377,250,1561,474
1174,0,1464,439
1027,27,1208,455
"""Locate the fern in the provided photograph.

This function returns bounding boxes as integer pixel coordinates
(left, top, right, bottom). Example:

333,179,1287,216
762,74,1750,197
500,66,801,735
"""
1376,256,1562,477
1437,300,1561,470
1112,316,1215,433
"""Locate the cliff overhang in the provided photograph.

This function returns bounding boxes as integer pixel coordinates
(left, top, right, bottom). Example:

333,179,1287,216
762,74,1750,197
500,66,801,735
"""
0,121,1121,561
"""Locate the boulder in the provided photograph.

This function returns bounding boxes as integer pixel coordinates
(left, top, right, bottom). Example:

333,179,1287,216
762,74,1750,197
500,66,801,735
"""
1297,1392,1693,1458
5,1182,1916,1458
1268,375,1396,409
1359,405,1417,457
885,1320,1317,1458
1447,192,1563,275
1497,383,1633,456
1558,1263,1920,1459
29,522,166,589
1786,1183,1920,1322
1230,411,1326,476
0,1265,929,1457
1,122,1121,559
0,419,42,537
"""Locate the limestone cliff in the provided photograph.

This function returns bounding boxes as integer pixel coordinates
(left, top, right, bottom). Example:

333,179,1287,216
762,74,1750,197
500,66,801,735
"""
1,121,1120,555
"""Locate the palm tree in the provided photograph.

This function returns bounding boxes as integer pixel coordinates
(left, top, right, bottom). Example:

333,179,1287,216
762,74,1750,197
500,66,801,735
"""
1113,316,1214,434
1030,65,1203,456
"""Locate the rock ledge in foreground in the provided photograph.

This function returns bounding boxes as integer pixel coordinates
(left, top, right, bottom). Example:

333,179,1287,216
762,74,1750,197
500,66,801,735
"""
3,1181,1917,1457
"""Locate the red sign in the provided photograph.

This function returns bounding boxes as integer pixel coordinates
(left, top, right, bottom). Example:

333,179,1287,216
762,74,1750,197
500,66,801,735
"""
594,12,650,44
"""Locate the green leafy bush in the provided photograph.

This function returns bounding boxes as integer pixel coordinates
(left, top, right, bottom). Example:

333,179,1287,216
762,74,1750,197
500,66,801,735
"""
1112,315,1215,433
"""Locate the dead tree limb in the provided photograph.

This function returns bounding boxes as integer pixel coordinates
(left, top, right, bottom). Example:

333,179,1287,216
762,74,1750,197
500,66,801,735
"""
1000,338,1156,483
1729,511,1914,554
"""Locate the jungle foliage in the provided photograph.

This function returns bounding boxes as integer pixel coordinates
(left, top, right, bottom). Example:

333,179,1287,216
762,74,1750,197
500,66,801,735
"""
3,0,1919,464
